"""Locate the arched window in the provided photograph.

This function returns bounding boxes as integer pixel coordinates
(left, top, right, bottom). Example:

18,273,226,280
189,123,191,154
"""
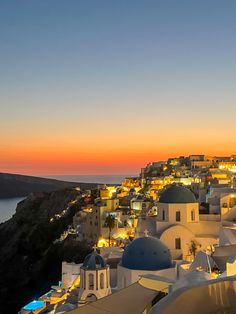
89,273,94,290
100,273,104,289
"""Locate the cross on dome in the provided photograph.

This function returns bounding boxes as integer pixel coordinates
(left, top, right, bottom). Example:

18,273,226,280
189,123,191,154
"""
92,244,98,252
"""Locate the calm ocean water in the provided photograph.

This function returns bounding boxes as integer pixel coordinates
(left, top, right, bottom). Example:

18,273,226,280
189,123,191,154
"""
45,175,137,185
0,197,25,223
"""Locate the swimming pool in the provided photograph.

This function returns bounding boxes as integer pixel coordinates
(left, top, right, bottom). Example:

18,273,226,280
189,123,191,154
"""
23,300,44,311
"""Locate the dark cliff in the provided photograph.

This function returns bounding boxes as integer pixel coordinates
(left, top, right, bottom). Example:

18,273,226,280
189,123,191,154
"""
0,188,94,314
0,172,97,198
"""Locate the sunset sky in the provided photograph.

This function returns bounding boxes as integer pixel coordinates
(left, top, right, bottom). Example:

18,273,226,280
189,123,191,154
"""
1,1,236,175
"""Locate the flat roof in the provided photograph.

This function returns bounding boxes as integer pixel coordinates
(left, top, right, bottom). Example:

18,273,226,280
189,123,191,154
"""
67,282,157,314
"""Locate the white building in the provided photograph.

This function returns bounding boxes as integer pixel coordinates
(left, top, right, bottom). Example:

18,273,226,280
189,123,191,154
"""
79,249,111,303
206,185,236,214
61,262,81,290
154,185,220,259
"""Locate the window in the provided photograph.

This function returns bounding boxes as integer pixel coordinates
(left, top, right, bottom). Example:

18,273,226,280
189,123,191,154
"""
230,197,236,208
100,273,104,289
176,211,181,222
89,273,94,289
162,210,165,221
191,210,195,221
175,238,181,250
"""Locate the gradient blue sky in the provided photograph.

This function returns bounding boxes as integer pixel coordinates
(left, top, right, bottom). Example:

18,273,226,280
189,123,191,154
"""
0,1,236,175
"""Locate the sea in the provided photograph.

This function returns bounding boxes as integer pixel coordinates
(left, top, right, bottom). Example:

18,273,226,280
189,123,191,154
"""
45,174,137,185
0,174,137,223
0,197,25,223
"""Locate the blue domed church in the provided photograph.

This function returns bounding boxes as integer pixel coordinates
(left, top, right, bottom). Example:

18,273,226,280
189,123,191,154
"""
117,235,175,289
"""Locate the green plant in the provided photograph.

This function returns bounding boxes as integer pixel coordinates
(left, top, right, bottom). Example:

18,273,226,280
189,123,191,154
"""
104,214,116,247
189,240,198,258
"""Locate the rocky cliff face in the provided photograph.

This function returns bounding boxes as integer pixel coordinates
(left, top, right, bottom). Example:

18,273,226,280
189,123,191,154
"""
0,188,92,314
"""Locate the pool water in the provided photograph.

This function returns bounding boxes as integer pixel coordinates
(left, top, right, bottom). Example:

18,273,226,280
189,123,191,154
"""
23,300,44,311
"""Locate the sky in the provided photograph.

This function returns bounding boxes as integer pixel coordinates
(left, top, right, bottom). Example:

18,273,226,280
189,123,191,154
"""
0,0,236,175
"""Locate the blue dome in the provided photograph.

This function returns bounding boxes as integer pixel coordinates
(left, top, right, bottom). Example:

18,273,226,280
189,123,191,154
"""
159,185,197,204
121,236,172,271
83,251,106,270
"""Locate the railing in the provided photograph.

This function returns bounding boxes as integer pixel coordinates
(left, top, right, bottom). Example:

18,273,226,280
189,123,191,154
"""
199,214,221,221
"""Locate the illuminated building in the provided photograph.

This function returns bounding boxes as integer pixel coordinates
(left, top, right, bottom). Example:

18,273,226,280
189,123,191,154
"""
100,186,117,199
206,185,236,214
209,168,231,184
219,161,236,173
61,262,81,290
191,160,213,169
75,198,119,244
121,177,141,189
130,195,152,212
153,185,220,259
79,249,111,303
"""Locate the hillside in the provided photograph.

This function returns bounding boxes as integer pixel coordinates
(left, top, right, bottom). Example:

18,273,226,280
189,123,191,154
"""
0,173,97,198
0,188,95,313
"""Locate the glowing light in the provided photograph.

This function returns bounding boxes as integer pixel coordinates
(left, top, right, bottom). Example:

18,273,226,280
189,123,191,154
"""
97,238,109,248
114,233,128,240
83,207,93,213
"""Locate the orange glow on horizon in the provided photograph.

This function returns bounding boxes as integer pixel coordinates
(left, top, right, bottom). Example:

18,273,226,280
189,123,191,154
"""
1,119,236,175
1,144,236,176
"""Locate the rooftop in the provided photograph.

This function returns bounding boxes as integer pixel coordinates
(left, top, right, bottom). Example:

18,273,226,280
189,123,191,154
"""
121,236,172,271
159,185,197,204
